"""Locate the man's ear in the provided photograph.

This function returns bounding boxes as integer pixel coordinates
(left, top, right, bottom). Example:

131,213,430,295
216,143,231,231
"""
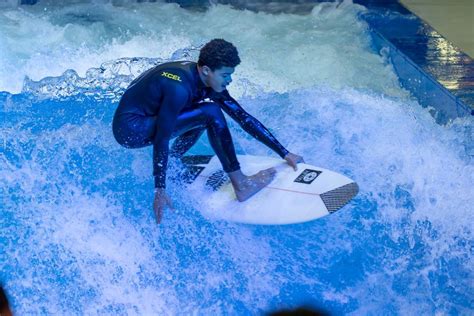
202,65,211,76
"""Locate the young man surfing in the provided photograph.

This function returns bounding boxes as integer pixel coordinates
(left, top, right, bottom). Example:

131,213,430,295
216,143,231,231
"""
113,39,304,223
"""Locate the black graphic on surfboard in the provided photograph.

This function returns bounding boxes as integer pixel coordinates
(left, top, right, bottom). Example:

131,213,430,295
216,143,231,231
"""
294,169,322,184
175,155,213,184
205,170,230,191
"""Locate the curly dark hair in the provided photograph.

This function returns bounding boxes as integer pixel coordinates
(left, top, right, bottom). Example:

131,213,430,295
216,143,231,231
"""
198,39,241,71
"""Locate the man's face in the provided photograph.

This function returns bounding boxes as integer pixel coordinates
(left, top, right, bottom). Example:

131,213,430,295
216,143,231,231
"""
206,66,235,92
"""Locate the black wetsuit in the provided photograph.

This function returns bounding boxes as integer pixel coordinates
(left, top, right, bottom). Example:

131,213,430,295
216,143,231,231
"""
112,61,288,188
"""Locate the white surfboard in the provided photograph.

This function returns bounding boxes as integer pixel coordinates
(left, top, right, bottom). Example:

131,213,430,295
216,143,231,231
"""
179,155,358,225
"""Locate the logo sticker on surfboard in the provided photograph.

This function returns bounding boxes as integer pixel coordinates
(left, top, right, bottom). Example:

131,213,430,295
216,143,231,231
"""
206,170,230,191
294,169,322,184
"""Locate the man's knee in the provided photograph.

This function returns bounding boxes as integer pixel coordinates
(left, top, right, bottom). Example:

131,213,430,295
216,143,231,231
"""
199,102,227,128
112,113,155,149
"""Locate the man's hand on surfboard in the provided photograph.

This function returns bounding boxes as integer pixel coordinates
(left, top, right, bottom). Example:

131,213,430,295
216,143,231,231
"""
153,188,175,224
284,152,305,171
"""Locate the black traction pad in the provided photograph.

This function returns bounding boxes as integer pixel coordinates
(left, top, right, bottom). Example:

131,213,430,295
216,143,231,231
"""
320,182,359,213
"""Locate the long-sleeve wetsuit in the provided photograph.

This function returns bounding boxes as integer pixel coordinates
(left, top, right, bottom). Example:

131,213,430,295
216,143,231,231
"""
112,61,288,188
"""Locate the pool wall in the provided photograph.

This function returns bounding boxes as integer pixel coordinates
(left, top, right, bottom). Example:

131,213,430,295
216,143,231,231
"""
355,0,473,125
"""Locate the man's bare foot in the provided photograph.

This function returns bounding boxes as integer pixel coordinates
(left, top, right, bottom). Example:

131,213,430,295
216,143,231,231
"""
228,168,277,202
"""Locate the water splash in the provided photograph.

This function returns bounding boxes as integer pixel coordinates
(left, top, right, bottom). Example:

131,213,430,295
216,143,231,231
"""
0,0,404,98
2,85,473,314
20,46,203,101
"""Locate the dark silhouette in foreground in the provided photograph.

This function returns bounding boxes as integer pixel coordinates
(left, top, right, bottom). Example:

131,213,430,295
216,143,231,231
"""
269,306,331,316
0,286,12,316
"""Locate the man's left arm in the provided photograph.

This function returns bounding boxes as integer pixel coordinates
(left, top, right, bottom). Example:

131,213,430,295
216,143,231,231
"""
212,91,304,169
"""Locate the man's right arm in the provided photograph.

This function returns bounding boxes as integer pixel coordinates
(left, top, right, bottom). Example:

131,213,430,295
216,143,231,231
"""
152,81,189,188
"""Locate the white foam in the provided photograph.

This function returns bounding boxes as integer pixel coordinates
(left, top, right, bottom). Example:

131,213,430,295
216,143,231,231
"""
0,0,403,99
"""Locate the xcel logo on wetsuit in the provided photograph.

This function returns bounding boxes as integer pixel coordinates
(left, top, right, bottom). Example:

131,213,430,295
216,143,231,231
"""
161,71,182,82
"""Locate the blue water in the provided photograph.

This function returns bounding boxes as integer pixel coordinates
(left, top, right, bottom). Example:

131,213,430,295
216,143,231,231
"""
1,1,473,315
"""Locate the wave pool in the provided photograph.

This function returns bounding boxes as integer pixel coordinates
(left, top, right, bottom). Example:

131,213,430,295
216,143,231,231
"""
1,1,473,314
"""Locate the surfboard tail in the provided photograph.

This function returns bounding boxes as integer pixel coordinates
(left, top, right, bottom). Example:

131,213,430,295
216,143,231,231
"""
320,182,359,213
